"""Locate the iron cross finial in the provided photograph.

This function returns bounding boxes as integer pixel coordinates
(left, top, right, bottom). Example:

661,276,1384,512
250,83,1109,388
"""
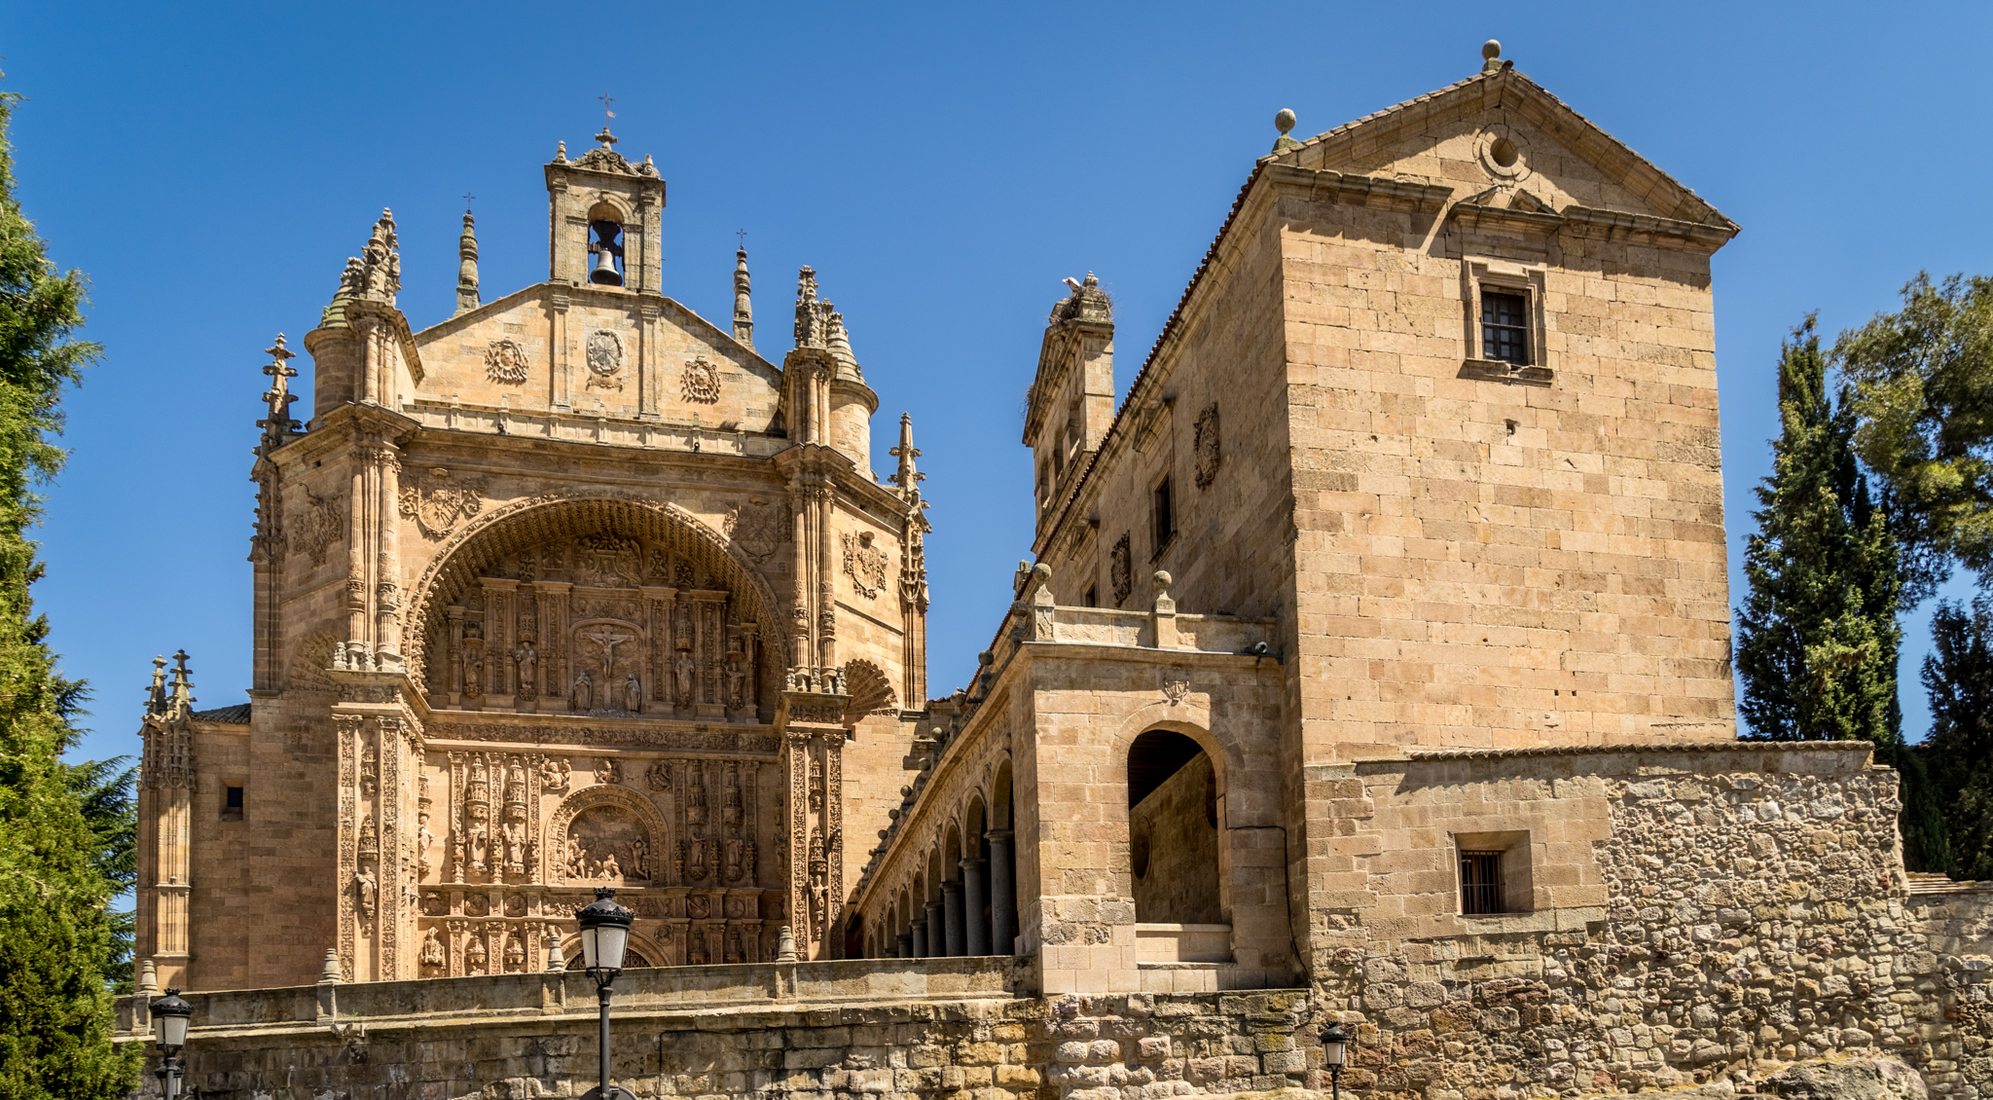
463,191,475,212
598,91,616,122
737,228,748,250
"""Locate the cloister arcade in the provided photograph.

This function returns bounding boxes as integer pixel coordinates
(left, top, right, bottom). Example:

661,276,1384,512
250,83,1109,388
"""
861,759,1019,960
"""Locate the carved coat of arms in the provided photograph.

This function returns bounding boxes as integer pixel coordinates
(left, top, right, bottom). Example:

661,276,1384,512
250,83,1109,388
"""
1110,533,1133,605
1194,402,1221,488
397,470,485,540
585,331,623,390
284,487,345,565
484,338,528,385
842,532,888,599
681,357,722,404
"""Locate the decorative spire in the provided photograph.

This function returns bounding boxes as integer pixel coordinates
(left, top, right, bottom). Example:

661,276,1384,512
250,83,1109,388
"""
826,307,859,374
1271,108,1300,155
793,266,826,348
555,139,568,162
455,206,480,315
890,412,925,500
256,334,300,453
355,208,401,305
166,650,195,721
732,236,754,350
145,655,169,718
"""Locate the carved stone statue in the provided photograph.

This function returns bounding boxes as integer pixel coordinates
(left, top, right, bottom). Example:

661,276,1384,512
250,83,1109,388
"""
463,646,484,697
503,933,526,972
464,935,487,975
629,837,650,880
416,811,436,877
419,929,446,974
566,836,587,879
354,869,378,919
622,672,642,714
674,650,696,704
572,670,593,712
502,820,525,872
600,851,620,880
725,658,747,708
514,641,537,695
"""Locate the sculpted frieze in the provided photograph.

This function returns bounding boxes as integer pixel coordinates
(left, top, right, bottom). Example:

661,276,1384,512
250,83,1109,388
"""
427,721,779,756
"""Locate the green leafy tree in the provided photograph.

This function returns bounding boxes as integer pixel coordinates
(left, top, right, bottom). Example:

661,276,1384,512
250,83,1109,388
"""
1923,598,1993,880
1735,318,1904,746
1837,273,1993,601
0,87,140,1095
65,754,137,993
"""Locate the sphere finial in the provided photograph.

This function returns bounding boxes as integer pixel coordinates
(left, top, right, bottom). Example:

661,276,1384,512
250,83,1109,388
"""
1482,39,1503,71
1274,108,1297,135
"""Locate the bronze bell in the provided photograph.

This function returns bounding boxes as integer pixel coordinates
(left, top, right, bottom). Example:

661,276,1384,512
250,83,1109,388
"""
588,243,623,286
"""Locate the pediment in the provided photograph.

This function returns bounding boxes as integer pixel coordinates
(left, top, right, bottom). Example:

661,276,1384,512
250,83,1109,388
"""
1276,69,1735,235
408,284,782,431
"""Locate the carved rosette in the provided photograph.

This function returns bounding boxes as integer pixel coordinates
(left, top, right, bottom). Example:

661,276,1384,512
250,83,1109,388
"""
681,356,722,404
484,339,529,384
585,330,623,391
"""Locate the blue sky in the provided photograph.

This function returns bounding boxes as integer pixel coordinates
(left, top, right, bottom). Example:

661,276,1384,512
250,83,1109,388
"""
8,2,1989,766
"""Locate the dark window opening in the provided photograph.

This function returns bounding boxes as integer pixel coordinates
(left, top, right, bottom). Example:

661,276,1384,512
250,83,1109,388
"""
1152,476,1175,555
1085,585,1099,608
223,785,245,821
1481,289,1530,365
1459,850,1504,914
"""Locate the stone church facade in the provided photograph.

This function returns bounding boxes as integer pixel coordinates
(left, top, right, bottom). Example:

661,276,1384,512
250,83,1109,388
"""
127,45,1991,1100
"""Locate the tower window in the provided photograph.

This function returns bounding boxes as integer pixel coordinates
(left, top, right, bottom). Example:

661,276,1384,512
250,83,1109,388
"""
222,785,245,821
1151,475,1176,557
1454,829,1531,915
1481,289,1530,365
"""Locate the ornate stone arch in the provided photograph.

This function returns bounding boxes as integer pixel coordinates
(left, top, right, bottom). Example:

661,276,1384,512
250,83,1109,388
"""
546,783,673,886
841,658,897,724
400,491,782,691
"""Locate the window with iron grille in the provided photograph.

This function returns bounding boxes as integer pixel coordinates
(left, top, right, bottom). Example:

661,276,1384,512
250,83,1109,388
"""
1481,289,1531,365
1459,850,1504,915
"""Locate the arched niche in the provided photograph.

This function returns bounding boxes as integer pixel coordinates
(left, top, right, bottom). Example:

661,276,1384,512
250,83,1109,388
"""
402,495,778,720
547,783,672,887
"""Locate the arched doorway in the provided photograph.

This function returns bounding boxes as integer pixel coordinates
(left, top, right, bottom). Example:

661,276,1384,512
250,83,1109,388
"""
1126,729,1222,925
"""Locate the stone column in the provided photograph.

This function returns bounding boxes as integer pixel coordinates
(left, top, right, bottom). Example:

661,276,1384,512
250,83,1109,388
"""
942,880,965,957
896,931,912,958
962,856,989,955
910,918,928,958
988,829,1015,956
925,899,946,958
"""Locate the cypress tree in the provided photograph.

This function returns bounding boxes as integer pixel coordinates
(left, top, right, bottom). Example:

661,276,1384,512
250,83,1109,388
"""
0,87,140,1095
1924,599,1993,881
1735,318,1905,745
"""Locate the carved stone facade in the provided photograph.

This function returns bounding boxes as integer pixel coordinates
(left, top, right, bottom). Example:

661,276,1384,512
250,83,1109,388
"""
136,124,927,991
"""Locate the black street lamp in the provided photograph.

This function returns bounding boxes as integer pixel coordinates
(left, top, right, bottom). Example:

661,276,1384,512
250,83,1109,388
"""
1320,1020,1352,1100
575,887,635,1100
151,988,192,1100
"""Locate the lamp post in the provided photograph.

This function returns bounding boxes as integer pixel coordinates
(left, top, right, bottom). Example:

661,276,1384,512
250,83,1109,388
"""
575,887,635,1100
1320,1020,1352,1100
150,988,192,1100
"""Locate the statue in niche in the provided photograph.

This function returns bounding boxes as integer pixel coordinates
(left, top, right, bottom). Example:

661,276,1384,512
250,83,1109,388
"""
514,641,537,697
505,762,526,804
420,929,446,974
464,936,488,975
466,804,490,874
502,819,526,873
599,851,620,881
463,646,484,698
674,650,696,704
354,869,378,919
724,835,747,883
629,837,650,880
503,933,527,972
566,835,587,879
416,810,436,877
572,670,593,712
725,653,747,709
623,672,642,714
